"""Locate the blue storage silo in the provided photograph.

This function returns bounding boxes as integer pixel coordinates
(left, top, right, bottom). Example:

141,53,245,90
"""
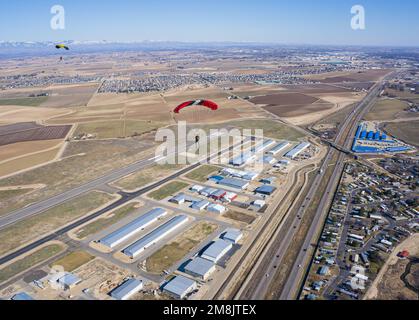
367,131,374,140
360,131,367,139
374,132,380,140
380,134,387,141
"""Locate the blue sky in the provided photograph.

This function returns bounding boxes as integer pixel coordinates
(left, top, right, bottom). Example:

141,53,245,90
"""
0,0,418,46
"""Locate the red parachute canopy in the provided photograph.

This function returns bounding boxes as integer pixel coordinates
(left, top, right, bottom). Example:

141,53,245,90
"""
173,100,219,114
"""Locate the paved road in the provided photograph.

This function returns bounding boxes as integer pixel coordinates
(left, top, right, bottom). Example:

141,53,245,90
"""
0,135,241,266
279,75,395,300
0,134,220,230
241,75,391,300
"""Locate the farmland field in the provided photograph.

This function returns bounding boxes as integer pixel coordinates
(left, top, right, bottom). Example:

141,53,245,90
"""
250,93,320,106
0,123,71,146
0,96,48,107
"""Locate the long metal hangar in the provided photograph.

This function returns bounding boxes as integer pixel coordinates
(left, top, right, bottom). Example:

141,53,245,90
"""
98,208,168,249
123,215,189,259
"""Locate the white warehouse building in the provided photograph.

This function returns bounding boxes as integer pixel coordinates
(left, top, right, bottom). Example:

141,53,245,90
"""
184,257,216,280
99,208,167,249
163,276,197,300
123,215,189,259
201,239,233,263
284,142,311,159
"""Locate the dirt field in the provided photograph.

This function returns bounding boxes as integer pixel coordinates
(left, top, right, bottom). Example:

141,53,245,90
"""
277,84,354,94
0,106,71,125
39,83,100,108
364,98,409,121
0,146,61,178
250,93,320,106
51,251,95,272
383,120,419,147
224,211,257,225
145,221,218,274
0,191,116,256
263,103,334,118
0,139,62,162
365,233,419,300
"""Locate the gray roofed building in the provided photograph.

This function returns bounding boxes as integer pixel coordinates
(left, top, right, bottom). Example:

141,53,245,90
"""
190,200,210,211
110,278,143,300
184,257,216,280
218,177,249,190
285,142,311,159
255,185,277,196
222,228,243,244
163,275,197,299
57,273,82,290
123,215,189,259
99,208,167,249
201,239,233,263
268,141,291,155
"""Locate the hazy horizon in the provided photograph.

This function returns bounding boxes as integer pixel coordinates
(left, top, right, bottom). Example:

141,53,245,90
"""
1,0,418,47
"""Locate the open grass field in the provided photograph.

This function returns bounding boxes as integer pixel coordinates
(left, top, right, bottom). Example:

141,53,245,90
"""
145,221,218,274
185,165,220,182
364,98,409,121
0,96,48,107
73,120,162,139
0,189,32,202
0,243,65,284
0,138,154,216
224,211,257,225
222,119,305,141
148,181,189,201
383,120,419,147
74,202,138,239
51,251,95,272
0,191,116,256
113,164,184,192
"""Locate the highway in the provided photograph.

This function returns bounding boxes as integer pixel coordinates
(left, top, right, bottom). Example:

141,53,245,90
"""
279,76,394,300
0,133,222,230
234,73,393,300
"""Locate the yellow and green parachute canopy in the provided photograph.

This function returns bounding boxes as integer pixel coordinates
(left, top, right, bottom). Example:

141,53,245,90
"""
55,44,69,50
